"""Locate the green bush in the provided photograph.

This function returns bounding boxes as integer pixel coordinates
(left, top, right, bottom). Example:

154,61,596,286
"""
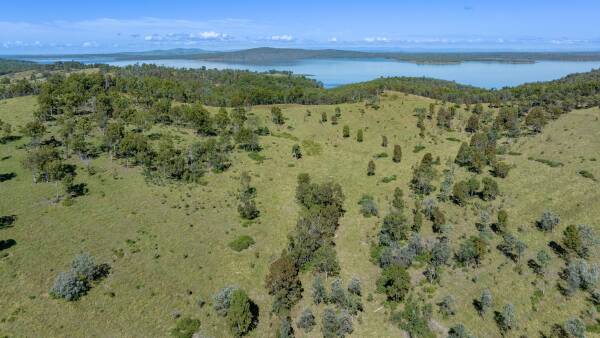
228,235,255,252
170,317,201,338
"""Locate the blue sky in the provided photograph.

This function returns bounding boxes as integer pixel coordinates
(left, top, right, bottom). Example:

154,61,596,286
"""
1,0,599,54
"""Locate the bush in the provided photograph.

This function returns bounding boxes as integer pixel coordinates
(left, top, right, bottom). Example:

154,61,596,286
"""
50,270,89,301
358,194,378,217
228,235,255,252
311,244,341,276
393,145,402,163
481,177,499,201
495,303,516,333
296,308,316,332
49,252,109,301
170,317,201,338
456,236,487,267
447,324,473,338
321,308,353,338
329,278,347,307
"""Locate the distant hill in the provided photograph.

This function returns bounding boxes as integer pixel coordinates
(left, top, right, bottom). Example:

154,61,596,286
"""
8,47,600,65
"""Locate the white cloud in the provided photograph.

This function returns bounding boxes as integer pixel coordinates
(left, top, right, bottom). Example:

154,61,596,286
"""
82,41,99,47
364,37,389,43
329,37,338,42
271,34,293,41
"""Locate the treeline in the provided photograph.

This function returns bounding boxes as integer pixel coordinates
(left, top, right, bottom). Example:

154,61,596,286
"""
0,59,91,76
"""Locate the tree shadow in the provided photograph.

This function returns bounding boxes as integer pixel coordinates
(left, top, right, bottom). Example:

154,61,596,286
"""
0,135,22,144
0,239,16,251
0,215,16,229
0,172,16,182
67,183,89,197
548,241,567,259
249,299,260,333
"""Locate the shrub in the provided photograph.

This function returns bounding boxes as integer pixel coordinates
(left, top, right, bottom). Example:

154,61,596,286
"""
271,106,284,125
266,254,302,314
431,237,451,267
170,317,201,338
358,194,378,217
497,233,527,262
565,259,599,294
296,308,316,333
452,181,469,206
292,144,302,159
50,270,89,301
376,265,411,302
228,235,255,252
321,308,353,338
50,253,109,301
391,187,404,212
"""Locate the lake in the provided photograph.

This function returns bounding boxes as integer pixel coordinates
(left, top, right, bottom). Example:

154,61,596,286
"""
31,57,600,89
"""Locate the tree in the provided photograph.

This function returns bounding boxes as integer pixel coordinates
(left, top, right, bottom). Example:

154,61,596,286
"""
292,144,302,159
348,277,361,296
376,264,411,301
497,233,527,262
214,107,231,132
329,278,347,307
525,107,546,133
265,254,302,314
564,318,586,338
311,275,327,305
367,160,375,176
476,289,493,316
321,112,328,123
562,224,597,258
391,187,404,212
277,317,293,338
438,295,456,317
296,308,316,333
356,129,363,142
227,289,253,337
438,168,454,202
312,245,341,276
537,211,560,232
465,114,479,133
431,237,451,267
0,119,12,142
411,153,436,195
213,286,237,316
104,121,124,161
21,120,46,146
447,324,474,338
481,177,499,201
381,135,388,147
495,303,516,333
456,236,487,267
271,106,285,125
492,161,510,178
496,209,509,233
452,181,469,206
392,145,402,163
342,125,350,138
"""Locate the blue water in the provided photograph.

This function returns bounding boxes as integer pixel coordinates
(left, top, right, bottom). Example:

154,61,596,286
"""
31,57,600,89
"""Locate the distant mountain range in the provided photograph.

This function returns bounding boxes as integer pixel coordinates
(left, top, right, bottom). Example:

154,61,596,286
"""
7,47,600,65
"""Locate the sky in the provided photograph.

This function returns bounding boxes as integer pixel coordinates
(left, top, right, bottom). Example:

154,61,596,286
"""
1,0,600,54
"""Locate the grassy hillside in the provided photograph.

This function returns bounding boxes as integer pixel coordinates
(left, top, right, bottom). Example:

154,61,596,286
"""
1,91,599,337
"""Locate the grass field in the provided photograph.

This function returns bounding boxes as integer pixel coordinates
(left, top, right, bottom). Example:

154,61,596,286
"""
1,93,599,337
